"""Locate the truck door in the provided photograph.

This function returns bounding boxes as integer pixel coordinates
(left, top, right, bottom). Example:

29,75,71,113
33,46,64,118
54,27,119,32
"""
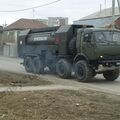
81,32,95,59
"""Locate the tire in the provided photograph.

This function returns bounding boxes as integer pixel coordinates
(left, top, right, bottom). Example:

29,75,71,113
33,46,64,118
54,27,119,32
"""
33,57,44,74
92,69,97,77
69,38,76,55
24,57,34,73
103,69,119,81
56,59,71,79
49,64,56,74
75,60,92,82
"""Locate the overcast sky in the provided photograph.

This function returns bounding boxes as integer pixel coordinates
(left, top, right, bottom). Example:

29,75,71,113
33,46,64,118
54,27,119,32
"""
0,0,113,25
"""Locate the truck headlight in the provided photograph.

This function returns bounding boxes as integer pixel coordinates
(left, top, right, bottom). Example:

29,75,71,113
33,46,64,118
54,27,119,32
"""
100,56,103,58
20,41,23,45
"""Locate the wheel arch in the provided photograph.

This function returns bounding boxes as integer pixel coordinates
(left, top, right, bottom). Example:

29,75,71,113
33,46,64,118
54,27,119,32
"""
74,54,89,63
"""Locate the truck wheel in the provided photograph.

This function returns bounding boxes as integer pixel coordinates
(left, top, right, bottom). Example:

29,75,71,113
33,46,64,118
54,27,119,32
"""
75,60,92,82
56,59,71,79
103,69,119,81
24,57,34,73
92,70,97,77
33,57,44,74
49,64,56,74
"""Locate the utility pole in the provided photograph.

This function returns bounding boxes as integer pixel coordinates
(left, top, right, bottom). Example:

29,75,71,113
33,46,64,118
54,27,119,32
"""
105,0,106,15
111,0,115,28
117,0,120,13
112,0,120,18
112,0,115,17
32,8,35,19
105,0,106,9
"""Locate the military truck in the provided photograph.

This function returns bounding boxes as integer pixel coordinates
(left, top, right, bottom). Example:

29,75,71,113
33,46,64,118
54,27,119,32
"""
18,25,120,82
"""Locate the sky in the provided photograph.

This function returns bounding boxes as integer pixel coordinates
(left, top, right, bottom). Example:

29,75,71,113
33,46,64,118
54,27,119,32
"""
0,0,114,25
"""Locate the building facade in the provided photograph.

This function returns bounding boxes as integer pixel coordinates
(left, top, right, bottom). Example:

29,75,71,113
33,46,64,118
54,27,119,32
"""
48,17,68,27
74,7,120,28
1,18,48,57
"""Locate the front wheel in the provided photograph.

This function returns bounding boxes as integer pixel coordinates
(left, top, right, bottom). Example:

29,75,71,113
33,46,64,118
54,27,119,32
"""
103,69,119,81
75,60,92,82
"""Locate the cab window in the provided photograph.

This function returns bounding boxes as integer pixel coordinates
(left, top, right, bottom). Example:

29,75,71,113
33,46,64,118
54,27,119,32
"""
95,32,106,43
84,33,92,42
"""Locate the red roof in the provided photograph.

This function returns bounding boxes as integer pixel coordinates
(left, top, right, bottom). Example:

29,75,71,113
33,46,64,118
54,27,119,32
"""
4,18,48,30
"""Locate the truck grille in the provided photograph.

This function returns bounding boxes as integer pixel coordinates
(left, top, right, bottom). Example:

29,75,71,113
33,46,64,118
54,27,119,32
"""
103,55,120,60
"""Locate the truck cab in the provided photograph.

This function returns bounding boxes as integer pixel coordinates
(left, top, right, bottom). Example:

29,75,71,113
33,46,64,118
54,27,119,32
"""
77,28,120,61
73,28,120,82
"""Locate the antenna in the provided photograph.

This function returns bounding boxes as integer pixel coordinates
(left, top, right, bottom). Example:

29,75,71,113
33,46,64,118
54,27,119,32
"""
32,8,35,19
105,0,106,9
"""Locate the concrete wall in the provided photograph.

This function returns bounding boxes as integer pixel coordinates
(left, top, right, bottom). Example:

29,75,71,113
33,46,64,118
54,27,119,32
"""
3,44,18,58
0,45,3,55
0,32,3,45
1,30,20,44
1,30,20,58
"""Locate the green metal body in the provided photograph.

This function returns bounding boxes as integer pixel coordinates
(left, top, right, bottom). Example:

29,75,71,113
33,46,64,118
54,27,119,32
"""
76,28,120,61
18,25,120,68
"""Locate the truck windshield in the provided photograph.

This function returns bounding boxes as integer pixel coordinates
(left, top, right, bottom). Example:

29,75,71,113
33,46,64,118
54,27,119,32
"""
95,31,120,44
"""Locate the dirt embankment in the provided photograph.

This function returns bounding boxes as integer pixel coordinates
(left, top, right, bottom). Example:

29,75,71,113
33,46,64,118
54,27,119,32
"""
0,71,52,86
0,90,120,120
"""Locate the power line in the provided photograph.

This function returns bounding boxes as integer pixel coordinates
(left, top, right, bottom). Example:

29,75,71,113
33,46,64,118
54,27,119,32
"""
0,0,45,7
0,0,61,12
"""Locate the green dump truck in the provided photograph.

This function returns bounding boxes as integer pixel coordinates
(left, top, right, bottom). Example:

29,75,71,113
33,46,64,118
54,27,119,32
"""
18,25,120,82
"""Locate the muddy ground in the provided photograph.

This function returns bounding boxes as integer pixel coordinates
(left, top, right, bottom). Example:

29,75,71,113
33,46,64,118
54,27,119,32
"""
0,90,120,120
0,71,52,86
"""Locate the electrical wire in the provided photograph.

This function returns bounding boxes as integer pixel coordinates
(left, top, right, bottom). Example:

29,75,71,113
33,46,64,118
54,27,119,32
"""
0,0,61,12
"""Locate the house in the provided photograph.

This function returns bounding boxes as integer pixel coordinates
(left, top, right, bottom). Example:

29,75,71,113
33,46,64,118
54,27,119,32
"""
74,7,120,28
2,18,48,44
1,18,48,57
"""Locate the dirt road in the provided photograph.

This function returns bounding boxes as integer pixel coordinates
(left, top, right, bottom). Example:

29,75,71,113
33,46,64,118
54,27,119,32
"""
0,56,120,95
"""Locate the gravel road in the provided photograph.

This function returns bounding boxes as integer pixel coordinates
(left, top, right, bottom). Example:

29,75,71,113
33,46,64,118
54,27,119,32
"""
0,56,120,95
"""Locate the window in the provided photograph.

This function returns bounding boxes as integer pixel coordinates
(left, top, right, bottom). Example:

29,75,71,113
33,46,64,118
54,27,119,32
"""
95,32,106,43
84,33,92,42
113,32,120,43
95,31,113,43
95,31,120,44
